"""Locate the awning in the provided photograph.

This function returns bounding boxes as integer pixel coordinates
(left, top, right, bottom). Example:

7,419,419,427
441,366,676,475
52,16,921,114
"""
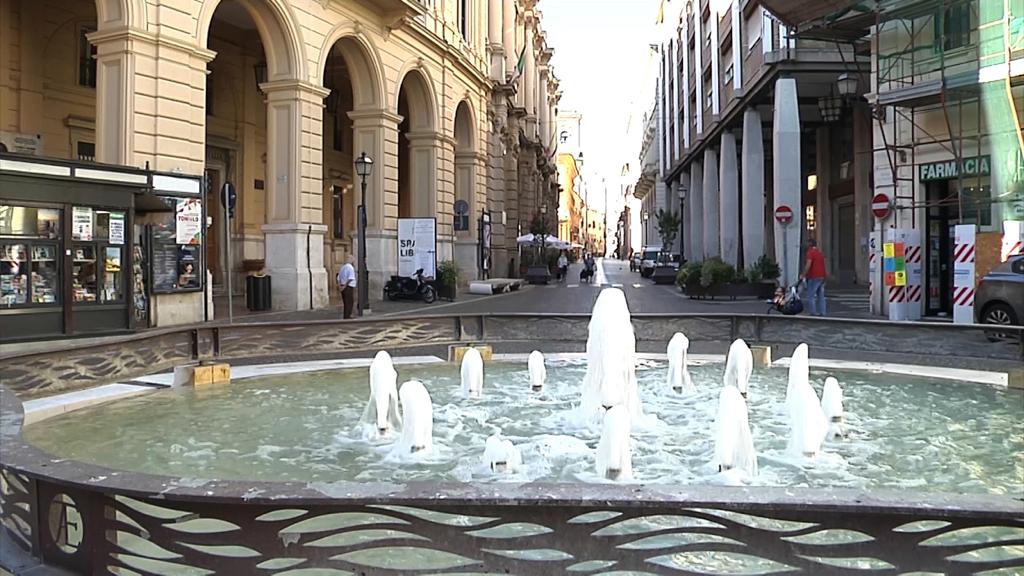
134,191,174,212
759,0,862,28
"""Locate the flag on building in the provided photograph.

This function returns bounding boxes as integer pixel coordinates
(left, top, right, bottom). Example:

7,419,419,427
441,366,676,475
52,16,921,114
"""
510,45,526,84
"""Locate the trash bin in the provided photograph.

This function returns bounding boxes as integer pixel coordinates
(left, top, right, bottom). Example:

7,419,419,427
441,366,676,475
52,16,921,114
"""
246,274,272,311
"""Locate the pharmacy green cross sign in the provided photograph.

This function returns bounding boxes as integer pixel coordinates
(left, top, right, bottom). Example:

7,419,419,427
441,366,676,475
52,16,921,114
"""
919,155,991,182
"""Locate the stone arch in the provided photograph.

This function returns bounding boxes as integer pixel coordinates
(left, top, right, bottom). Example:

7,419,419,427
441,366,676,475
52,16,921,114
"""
453,99,476,153
395,65,438,132
95,0,147,30
316,26,385,111
196,0,305,81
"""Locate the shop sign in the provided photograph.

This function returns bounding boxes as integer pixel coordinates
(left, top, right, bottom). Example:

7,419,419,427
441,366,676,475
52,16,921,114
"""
72,206,93,241
175,198,203,245
109,212,125,245
919,155,990,182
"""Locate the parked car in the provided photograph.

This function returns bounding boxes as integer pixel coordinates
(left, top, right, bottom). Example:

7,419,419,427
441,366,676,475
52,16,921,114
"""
975,254,1024,341
639,248,661,278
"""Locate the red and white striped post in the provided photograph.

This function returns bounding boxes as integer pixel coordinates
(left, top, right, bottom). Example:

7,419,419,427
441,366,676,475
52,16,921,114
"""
953,224,976,325
905,234,923,320
1002,220,1023,262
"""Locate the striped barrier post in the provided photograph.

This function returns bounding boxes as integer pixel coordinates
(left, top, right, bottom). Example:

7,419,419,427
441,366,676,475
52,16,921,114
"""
953,224,976,325
869,231,882,316
884,228,911,322
1002,220,1023,262
905,234,923,320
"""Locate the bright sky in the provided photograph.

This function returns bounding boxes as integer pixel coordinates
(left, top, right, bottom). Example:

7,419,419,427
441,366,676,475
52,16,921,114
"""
540,0,663,212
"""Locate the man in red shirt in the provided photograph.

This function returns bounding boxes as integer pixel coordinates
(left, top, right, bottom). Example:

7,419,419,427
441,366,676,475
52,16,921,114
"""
801,238,827,316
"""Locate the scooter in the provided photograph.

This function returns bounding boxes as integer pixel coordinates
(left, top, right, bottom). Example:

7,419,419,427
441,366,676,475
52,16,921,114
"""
383,268,437,303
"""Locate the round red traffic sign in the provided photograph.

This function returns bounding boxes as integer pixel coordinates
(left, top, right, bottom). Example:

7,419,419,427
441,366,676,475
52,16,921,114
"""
775,205,794,225
872,193,891,219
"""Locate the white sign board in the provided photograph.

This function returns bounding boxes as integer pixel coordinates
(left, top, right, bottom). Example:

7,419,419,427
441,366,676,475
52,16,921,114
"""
397,218,436,279
175,198,203,245
109,212,125,245
72,206,93,241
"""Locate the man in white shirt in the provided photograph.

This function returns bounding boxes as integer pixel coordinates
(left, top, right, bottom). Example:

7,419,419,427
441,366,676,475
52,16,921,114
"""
337,254,357,318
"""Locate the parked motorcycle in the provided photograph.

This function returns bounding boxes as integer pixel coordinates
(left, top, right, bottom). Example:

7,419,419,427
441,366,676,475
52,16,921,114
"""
383,269,437,303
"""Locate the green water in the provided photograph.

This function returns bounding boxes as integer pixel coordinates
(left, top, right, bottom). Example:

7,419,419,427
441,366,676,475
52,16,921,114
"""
24,360,1024,493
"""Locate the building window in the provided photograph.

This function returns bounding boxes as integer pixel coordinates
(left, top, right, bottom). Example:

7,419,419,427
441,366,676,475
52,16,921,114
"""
460,0,470,41
961,185,992,228
205,74,213,116
938,3,972,51
78,26,97,88
76,142,95,162
332,186,346,239
723,63,734,84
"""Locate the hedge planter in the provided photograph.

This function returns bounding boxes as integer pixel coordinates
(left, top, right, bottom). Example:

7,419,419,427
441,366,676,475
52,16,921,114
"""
525,265,552,284
437,281,457,301
682,281,775,300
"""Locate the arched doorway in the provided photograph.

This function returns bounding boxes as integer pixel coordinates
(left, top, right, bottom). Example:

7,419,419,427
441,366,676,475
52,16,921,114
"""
319,34,384,296
453,100,479,279
396,70,437,220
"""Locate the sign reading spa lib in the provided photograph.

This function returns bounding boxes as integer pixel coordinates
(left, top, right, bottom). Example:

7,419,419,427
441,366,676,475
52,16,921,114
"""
397,218,437,279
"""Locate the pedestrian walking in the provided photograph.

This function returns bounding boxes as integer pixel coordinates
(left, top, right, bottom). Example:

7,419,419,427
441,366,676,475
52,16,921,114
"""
338,254,357,319
557,251,568,282
800,238,827,316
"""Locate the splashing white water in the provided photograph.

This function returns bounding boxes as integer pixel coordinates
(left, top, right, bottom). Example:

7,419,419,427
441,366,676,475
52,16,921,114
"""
821,376,845,440
482,434,522,474
579,289,642,423
528,350,546,392
713,386,758,477
787,378,828,458
361,351,401,439
724,339,753,399
785,343,810,414
393,380,434,456
666,333,694,394
596,405,632,481
461,348,484,399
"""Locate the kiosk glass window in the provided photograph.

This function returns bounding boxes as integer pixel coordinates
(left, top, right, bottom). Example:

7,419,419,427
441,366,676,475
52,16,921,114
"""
103,246,123,302
72,244,98,302
1,204,62,307
70,207,126,303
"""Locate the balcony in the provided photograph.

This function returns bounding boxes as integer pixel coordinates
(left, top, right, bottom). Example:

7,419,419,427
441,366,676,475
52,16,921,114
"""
352,0,426,21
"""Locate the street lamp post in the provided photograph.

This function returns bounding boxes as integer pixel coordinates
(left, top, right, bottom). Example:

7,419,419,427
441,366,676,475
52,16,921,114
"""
354,152,373,317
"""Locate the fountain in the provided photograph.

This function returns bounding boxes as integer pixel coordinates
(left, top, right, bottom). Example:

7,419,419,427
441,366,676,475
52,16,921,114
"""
713,385,757,478
785,342,810,413
528,350,546,392
361,350,401,438
723,338,753,398
595,405,632,481
666,332,694,394
786,380,828,458
579,289,641,423
394,380,433,455
461,347,484,398
821,376,845,440
483,434,522,473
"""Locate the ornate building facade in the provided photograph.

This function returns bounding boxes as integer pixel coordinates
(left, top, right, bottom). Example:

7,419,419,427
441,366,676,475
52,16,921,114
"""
0,0,561,325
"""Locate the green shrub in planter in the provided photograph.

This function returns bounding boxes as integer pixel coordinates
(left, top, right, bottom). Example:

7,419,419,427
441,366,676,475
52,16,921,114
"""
700,258,736,287
745,265,764,283
754,255,780,282
677,261,703,288
437,260,459,300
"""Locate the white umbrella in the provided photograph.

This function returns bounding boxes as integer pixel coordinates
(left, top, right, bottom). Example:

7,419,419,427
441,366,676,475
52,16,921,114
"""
516,234,570,250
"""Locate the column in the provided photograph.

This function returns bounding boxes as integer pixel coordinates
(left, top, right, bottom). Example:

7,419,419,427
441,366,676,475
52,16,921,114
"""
702,148,720,258
719,131,739,267
503,0,516,76
680,171,691,261
773,77,802,287
524,19,536,126
689,161,704,259
405,132,441,218
350,108,402,300
488,0,504,81
742,108,765,268
454,153,484,281
815,125,832,274
853,103,872,285
672,38,681,160
261,80,332,311
539,73,550,146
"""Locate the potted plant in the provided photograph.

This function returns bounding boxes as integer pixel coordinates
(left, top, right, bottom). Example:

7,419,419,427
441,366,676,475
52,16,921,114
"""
651,208,681,284
437,260,459,301
678,256,779,300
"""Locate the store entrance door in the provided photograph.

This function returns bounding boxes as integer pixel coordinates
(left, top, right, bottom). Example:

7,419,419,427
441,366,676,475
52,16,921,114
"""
925,181,959,316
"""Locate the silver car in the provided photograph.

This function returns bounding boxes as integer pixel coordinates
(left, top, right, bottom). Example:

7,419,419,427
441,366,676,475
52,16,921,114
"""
975,255,1024,340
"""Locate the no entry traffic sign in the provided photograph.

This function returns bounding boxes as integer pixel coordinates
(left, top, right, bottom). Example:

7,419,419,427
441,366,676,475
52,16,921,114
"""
775,205,794,225
872,193,891,219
